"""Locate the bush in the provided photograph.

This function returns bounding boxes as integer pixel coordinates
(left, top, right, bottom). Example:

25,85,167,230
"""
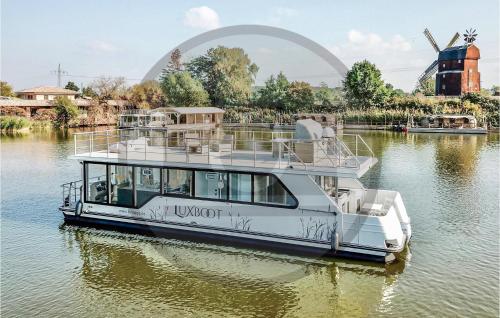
0,116,30,130
54,96,79,127
32,109,56,121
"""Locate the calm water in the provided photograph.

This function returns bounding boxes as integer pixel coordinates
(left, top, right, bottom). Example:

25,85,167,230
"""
1,129,499,317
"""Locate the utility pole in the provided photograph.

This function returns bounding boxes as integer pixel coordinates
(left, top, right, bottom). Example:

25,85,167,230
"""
51,64,67,87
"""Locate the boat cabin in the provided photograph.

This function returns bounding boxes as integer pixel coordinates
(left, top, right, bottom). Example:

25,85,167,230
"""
419,114,479,129
119,107,225,129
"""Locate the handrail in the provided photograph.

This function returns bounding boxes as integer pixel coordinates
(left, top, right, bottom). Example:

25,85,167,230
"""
72,129,376,172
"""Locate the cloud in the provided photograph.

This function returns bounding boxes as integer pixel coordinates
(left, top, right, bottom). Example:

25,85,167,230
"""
183,6,220,30
260,7,299,26
331,30,412,57
86,40,118,53
330,30,419,91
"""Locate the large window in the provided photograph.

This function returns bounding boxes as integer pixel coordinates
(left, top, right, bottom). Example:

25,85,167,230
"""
86,163,107,203
195,171,228,200
136,167,161,206
84,163,296,208
164,169,192,196
254,174,295,206
229,173,251,202
109,165,133,207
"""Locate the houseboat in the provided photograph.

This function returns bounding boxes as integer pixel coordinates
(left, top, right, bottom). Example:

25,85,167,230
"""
408,114,487,134
119,106,225,130
60,120,411,263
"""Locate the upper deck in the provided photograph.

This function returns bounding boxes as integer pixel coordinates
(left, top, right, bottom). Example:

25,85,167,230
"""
70,128,377,178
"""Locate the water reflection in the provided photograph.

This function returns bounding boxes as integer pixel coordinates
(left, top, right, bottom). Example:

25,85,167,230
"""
61,225,407,317
433,134,486,181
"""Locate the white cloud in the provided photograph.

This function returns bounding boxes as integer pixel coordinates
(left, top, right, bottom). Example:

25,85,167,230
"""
332,29,412,55
330,30,419,91
261,7,299,26
183,6,220,30
86,40,118,53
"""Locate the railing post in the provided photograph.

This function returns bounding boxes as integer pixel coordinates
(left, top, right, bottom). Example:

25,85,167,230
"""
253,140,256,167
89,133,93,157
106,131,110,158
144,137,147,160
355,136,358,157
208,137,211,164
74,134,77,156
278,141,282,169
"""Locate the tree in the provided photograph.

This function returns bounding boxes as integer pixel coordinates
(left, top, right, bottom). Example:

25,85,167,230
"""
163,48,183,75
343,60,387,109
81,86,98,98
491,85,500,96
90,77,127,102
315,82,335,108
160,71,209,107
256,72,290,110
284,81,315,113
64,81,79,92
186,46,259,105
0,81,14,97
126,80,166,109
54,96,79,127
413,78,435,96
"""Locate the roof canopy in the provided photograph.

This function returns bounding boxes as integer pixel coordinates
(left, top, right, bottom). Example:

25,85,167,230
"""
164,107,225,114
17,86,78,95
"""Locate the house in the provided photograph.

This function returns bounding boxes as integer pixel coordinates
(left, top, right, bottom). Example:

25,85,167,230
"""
435,44,480,96
17,86,77,101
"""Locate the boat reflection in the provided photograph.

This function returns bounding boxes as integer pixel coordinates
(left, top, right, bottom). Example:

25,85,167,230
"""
61,225,409,317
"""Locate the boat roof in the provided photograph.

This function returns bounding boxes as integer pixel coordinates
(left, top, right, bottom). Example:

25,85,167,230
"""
70,128,377,178
429,114,476,120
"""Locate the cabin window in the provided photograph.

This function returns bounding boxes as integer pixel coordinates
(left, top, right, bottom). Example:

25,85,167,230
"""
195,171,228,200
109,165,134,207
229,173,252,202
85,163,107,204
458,59,462,64
254,174,294,206
135,167,161,206
164,168,192,196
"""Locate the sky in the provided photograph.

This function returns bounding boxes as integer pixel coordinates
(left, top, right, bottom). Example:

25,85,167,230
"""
1,0,499,92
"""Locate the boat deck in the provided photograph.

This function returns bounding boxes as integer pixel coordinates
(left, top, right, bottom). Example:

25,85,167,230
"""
70,128,377,177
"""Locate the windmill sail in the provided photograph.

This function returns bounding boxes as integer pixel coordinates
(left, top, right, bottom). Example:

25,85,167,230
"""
424,28,440,52
418,60,439,85
446,32,460,48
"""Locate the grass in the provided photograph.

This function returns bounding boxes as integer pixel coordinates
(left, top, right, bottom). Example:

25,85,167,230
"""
0,116,31,131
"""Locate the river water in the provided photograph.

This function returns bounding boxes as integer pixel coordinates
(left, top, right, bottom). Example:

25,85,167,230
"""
1,129,498,317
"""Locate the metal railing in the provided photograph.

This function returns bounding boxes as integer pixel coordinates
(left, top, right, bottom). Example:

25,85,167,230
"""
72,128,375,172
61,179,82,208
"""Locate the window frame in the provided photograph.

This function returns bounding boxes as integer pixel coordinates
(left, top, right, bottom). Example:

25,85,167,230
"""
83,161,298,209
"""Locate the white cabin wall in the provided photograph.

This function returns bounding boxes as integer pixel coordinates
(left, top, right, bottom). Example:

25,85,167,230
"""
277,173,336,212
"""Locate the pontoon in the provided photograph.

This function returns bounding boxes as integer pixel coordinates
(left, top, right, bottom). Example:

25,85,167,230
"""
60,120,411,263
408,114,487,134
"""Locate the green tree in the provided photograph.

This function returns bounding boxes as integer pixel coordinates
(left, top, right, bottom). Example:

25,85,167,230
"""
414,78,435,96
54,96,79,127
343,60,387,109
284,81,315,113
491,85,500,96
126,80,166,109
160,71,209,107
256,72,290,109
64,81,79,92
0,81,14,97
186,46,259,105
81,86,97,98
315,82,336,108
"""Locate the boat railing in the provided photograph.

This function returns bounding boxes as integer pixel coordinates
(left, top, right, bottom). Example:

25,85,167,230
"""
72,128,375,172
61,179,82,208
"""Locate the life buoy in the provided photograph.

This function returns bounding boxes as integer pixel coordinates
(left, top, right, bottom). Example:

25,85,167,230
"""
75,200,83,216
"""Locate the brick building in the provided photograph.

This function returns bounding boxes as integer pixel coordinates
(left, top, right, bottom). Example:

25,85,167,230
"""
435,44,480,96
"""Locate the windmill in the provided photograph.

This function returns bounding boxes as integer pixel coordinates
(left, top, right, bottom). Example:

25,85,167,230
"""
463,28,477,44
417,28,461,88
